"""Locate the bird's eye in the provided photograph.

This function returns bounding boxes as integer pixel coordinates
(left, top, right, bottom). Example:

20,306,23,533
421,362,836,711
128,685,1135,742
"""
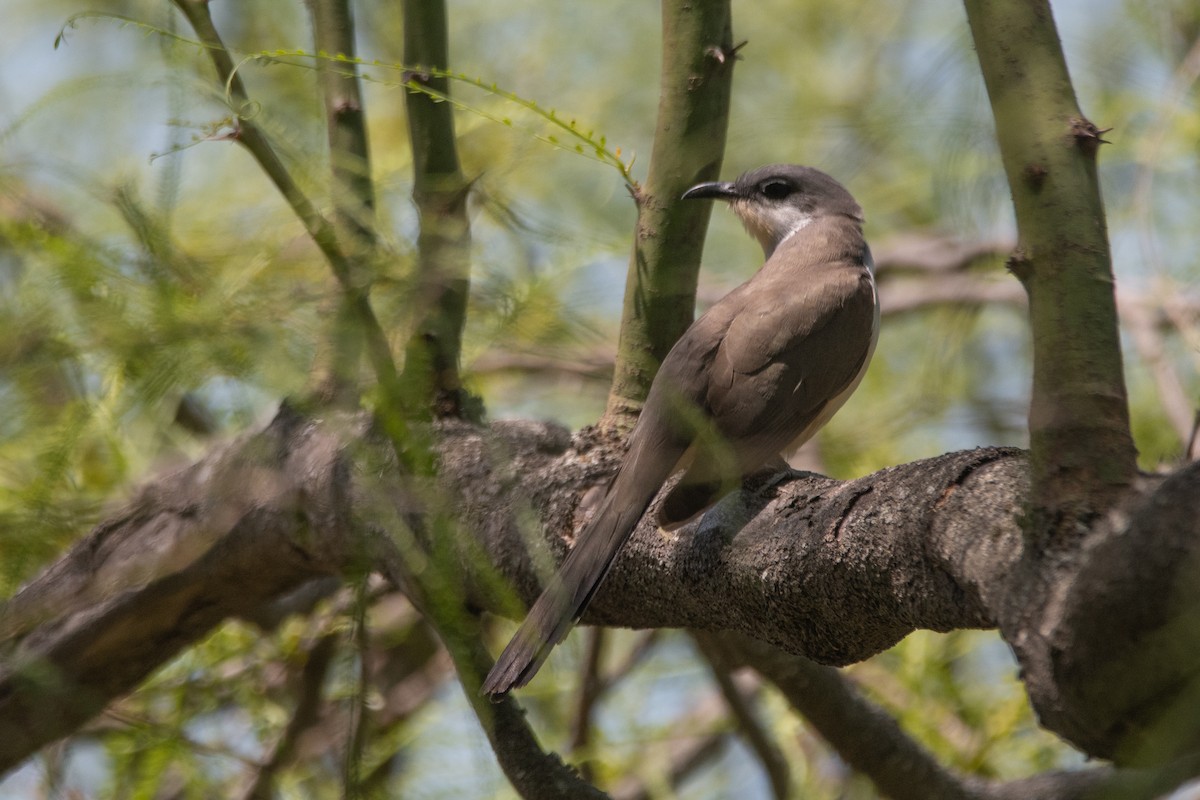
760,180,792,200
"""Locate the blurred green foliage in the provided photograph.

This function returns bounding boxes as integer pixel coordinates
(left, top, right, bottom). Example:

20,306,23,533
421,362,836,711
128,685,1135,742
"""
1,0,1197,797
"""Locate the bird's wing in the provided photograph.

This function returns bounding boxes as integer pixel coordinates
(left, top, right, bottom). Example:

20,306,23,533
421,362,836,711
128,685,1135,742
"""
707,264,876,443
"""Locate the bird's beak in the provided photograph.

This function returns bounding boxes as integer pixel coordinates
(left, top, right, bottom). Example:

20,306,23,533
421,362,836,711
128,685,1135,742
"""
681,181,739,201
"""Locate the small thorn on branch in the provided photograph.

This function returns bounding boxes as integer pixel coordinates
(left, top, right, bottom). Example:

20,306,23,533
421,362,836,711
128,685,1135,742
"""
705,40,748,65
1006,246,1033,282
1069,116,1113,155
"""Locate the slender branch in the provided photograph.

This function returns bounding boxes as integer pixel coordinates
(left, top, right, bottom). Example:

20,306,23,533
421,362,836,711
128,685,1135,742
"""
170,0,402,410
471,350,614,381
307,0,377,405
963,0,1137,522
400,0,474,418
872,233,1011,276
878,275,1025,316
581,631,663,709
569,627,607,778
609,684,733,800
611,734,728,800
308,0,377,249
693,635,789,800
604,0,737,423
343,580,370,798
241,634,339,800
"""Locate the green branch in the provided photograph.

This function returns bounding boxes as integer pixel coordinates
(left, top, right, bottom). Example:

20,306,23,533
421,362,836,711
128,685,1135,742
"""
398,0,474,419
603,0,737,422
306,0,376,408
167,0,404,431
963,0,1136,525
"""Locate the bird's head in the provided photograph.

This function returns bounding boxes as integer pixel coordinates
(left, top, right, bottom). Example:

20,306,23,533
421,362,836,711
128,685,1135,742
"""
682,164,863,258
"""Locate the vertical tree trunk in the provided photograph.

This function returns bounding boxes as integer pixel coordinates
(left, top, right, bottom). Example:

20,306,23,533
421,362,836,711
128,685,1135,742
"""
963,0,1137,529
400,0,473,418
605,0,737,423
308,0,376,407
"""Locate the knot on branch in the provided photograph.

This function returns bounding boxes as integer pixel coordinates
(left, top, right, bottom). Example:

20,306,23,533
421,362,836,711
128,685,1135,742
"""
401,68,433,86
1022,163,1048,192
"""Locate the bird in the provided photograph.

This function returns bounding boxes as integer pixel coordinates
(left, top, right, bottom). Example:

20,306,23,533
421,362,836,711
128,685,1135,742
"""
482,164,879,696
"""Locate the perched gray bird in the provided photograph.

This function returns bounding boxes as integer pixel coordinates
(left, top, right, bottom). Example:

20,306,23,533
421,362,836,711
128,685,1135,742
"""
482,164,879,695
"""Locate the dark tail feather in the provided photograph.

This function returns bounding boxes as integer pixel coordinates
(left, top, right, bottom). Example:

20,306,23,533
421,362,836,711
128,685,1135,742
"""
482,439,678,695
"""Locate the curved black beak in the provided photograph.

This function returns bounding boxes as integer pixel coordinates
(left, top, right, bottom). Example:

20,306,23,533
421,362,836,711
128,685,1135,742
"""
681,180,739,201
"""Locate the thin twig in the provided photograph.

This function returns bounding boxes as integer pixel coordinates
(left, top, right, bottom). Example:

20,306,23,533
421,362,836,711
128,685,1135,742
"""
240,633,339,800
343,579,370,798
609,681,734,800
599,630,662,693
611,734,728,800
569,627,608,779
1121,296,1195,447
693,634,789,800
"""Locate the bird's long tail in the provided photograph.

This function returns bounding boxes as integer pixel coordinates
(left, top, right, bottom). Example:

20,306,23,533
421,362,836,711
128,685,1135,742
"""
482,439,679,695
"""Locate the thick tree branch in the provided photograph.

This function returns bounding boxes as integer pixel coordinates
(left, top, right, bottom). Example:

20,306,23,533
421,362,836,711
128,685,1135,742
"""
2,410,1199,780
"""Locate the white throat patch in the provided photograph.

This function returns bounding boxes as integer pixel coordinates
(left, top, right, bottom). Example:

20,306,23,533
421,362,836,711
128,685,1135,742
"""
730,199,814,258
